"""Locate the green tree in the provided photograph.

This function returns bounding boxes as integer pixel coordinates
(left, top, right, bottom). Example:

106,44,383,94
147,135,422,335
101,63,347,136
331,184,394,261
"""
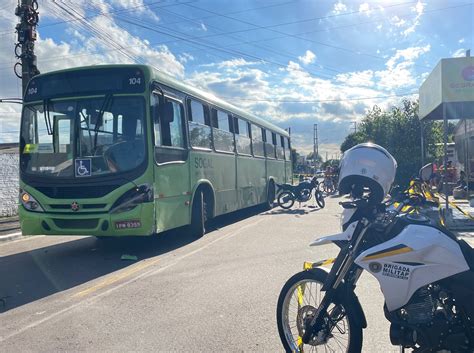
340,99,446,186
306,151,322,163
321,159,340,169
291,148,299,172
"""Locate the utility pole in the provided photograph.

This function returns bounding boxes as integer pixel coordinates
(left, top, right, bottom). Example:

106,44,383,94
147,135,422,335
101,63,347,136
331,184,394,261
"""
14,0,40,97
352,121,357,133
313,123,318,174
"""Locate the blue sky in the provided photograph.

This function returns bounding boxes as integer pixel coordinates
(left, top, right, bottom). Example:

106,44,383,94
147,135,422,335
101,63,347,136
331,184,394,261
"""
0,0,473,156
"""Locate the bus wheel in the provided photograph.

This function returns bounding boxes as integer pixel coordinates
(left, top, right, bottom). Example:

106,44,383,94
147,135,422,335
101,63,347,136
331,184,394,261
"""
190,190,207,238
264,181,276,210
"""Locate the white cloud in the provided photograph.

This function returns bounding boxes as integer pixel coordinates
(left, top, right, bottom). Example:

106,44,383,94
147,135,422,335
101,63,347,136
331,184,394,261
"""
201,58,260,69
385,45,430,70
201,22,207,31
336,70,374,87
391,16,406,28
110,0,160,21
298,50,316,65
333,1,347,14
0,0,184,143
112,0,145,10
459,38,465,44
452,48,467,58
376,45,430,90
402,0,425,36
179,53,194,64
359,3,372,16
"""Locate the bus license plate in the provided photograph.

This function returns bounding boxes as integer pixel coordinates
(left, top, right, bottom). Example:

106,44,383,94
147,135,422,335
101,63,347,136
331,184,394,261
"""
115,220,141,229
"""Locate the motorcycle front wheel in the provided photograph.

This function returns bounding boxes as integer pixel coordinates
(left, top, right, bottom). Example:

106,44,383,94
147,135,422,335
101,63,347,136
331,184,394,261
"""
277,191,295,209
276,270,362,352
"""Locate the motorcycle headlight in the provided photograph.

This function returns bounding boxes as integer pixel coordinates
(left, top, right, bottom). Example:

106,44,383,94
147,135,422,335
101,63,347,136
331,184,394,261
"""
110,184,154,214
20,190,44,212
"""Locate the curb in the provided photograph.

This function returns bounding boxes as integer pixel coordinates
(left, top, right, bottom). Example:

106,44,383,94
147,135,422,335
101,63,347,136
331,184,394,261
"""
0,231,22,242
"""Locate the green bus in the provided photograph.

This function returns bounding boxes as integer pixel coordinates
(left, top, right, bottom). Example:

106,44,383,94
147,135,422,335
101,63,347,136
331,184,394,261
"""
18,65,292,238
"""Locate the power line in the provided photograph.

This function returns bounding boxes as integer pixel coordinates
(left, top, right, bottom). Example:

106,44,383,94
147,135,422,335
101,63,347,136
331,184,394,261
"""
137,5,346,76
219,92,418,103
0,1,470,73
51,1,141,64
182,2,426,69
0,0,198,36
109,13,426,93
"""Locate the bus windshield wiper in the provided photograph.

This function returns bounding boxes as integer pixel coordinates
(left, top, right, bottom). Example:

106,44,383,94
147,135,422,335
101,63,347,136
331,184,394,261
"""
43,99,53,135
93,94,113,152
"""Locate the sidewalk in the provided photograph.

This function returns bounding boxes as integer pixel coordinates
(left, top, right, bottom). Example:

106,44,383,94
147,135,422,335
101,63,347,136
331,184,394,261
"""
0,216,21,242
441,197,474,231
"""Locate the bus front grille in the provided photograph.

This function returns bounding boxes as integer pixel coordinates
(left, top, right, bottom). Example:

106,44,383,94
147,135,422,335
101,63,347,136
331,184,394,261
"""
52,218,99,229
36,185,120,199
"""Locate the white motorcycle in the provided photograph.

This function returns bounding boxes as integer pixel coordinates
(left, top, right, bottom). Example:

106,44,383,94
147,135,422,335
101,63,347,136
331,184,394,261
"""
276,193,474,352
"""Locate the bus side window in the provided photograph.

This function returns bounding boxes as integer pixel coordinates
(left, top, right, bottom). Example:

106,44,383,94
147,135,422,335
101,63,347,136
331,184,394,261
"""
188,99,212,149
212,109,234,153
159,100,185,148
251,124,264,157
235,117,251,155
271,132,279,159
152,92,188,163
284,137,290,160
277,135,285,160
263,129,275,159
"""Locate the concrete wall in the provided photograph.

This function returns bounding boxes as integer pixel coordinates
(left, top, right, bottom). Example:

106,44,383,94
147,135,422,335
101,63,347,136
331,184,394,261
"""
0,148,19,217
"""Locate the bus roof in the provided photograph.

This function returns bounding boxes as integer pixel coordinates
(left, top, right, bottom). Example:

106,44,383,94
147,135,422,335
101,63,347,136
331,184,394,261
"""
30,64,290,138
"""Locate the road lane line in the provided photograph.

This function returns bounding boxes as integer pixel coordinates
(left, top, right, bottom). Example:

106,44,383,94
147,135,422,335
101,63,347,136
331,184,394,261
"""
72,257,163,298
72,217,265,299
0,232,21,239
0,217,268,343
1,217,265,343
0,234,46,247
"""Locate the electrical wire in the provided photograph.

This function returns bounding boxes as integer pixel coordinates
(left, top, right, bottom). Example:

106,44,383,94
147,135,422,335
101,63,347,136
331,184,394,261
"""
218,92,418,103
0,1,470,72
51,1,141,64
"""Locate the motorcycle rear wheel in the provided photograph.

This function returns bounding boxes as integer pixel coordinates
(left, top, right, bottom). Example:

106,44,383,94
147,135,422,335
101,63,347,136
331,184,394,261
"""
277,191,295,209
315,191,325,208
276,270,362,352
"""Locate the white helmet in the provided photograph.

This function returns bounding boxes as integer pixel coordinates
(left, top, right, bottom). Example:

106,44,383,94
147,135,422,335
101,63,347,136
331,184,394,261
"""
338,143,397,203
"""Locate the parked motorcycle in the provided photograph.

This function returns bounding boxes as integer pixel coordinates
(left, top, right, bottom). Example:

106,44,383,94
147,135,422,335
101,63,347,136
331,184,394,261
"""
277,177,325,209
276,143,474,352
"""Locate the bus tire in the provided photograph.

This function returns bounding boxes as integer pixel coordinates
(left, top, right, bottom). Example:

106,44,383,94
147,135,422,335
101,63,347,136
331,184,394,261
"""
264,180,276,210
190,190,207,238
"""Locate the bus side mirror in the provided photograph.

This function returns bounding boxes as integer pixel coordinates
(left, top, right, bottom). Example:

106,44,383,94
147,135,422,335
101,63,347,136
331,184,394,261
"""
159,102,174,124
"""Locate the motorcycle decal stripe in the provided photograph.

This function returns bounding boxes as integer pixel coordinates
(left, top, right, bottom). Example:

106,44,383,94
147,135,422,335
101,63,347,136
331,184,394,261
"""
303,258,335,270
362,244,413,261
393,261,424,266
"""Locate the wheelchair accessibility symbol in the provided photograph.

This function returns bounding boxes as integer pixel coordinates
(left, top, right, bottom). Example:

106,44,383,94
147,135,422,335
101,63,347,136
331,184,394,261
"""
75,159,92,177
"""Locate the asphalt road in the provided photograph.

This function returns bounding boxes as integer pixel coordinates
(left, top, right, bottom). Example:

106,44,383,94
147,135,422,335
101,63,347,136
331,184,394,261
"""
1,197,404,352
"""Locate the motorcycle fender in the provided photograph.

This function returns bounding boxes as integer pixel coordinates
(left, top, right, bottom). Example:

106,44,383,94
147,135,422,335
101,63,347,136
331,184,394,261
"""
309,221,357,246
347,291,367,329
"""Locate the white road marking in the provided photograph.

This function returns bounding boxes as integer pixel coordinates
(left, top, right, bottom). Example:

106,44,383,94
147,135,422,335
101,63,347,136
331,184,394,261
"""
0,217,265,342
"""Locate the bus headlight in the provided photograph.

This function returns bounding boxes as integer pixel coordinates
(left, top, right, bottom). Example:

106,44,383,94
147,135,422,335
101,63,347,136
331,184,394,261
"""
20,190,44,212
110,184,154,214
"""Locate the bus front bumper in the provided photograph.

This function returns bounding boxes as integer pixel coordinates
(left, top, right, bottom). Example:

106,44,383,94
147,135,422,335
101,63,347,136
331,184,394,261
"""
19,203,155,237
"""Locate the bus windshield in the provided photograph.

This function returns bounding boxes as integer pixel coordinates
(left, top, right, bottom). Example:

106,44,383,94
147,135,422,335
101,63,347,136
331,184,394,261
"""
20,96,146,178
